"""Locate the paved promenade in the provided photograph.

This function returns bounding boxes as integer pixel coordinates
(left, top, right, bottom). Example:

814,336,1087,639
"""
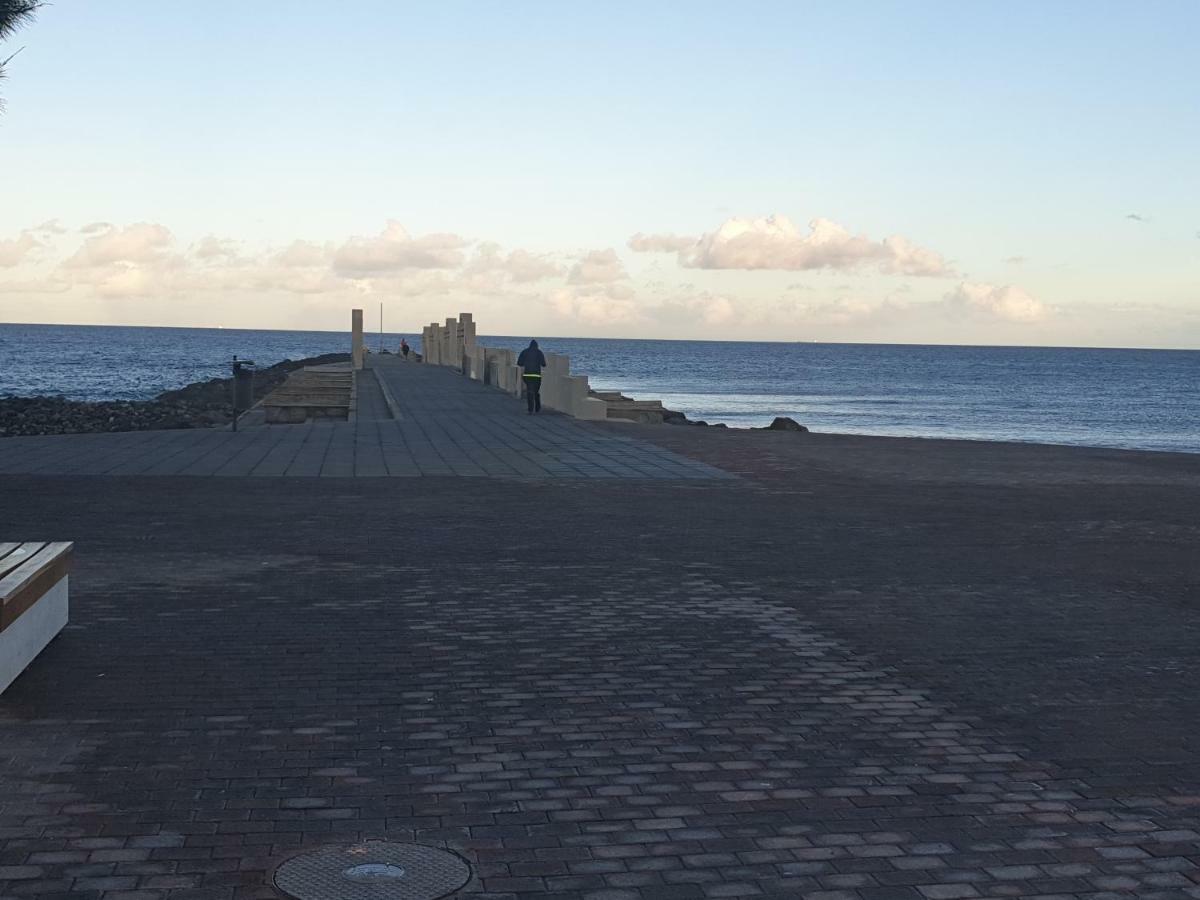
0,362,726,480
3,378,1200,900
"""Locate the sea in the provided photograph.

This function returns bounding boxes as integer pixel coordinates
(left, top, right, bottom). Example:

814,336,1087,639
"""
1,323,1197,454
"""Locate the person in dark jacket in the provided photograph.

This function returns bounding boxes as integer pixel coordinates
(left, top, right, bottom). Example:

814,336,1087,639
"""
516,339,547,414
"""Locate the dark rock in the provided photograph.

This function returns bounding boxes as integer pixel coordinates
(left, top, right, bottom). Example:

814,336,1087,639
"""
760,416,809,432
662,409,691,425
0,352,351,438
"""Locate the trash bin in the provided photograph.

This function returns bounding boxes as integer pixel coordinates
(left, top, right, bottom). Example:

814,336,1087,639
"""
231,357,256,425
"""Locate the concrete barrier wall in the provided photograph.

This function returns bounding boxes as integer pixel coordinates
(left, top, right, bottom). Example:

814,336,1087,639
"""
421,313,611,419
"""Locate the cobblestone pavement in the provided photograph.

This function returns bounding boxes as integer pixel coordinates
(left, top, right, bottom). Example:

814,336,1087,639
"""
0,363,727,480
2,432,1199,900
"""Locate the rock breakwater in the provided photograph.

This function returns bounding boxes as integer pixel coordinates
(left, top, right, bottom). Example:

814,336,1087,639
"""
0,353,349,437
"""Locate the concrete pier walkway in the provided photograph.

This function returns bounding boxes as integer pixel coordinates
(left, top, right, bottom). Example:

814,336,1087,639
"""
0,360,728,480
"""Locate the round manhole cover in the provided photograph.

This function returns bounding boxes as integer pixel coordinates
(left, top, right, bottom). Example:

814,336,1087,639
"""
274,842,470,900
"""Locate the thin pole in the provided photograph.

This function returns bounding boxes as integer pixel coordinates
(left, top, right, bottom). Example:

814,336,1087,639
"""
379,303,384,352
231,356,238,432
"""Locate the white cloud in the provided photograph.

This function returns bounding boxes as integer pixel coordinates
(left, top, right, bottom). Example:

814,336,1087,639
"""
465,242,561,283
273,240,329,268
0,277,72,295
551,285,641,326
632,214,953,277
249,266,344,296
797,296,886,326
65,222,174,268
700,295,736,326
651,291,740,328
568,248,627,284
90,266,160,298
49,223,182,299
32,220,66,237
627,233,696,253
947,281,1048,322
0,217,1066,342
332,220,467,276
0,232,39,267
193,236,241,261
880,235,951,277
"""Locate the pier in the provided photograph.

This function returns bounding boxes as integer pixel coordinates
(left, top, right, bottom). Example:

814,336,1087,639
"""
0,358,726,480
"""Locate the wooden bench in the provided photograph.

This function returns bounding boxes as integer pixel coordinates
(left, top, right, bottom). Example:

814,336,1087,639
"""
0,542,72,694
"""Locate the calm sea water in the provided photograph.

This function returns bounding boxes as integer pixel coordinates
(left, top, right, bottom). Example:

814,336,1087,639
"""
1,324,1197,453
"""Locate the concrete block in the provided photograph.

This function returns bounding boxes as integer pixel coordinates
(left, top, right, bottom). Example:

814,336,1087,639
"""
577,397,609,420
1,576,68,695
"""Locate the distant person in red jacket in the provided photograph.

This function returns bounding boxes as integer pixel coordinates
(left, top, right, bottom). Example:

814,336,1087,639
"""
399,338,410,358
517,339,546,414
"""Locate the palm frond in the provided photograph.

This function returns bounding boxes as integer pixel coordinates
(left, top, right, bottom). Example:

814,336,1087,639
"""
0,0,41,110
0,1,43,42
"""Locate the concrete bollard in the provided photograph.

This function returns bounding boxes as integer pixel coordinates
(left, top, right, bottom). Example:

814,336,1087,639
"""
409,312,663,422
542,353,570,412
444,318,457,369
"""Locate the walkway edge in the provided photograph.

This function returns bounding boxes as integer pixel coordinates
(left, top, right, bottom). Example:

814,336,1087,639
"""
373,366,403,420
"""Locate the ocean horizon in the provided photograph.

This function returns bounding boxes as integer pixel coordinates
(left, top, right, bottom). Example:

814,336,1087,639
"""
1,322,1197,454
4,319,1197,352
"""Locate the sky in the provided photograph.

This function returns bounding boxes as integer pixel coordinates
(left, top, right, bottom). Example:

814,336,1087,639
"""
1,1,1198,347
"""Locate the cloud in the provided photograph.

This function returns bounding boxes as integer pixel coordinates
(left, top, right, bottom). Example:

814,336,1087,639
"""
1126,213,1147,223
273,240,329,268
635,214,953,277
65,222,174,268
249,266,344,296
465,242,561,283
0,231,39,267
550,284,641,326
192,236,241,261
651,291,739,328
569,248,627,284
332,220,467,276
627,233,696,253
88,266,161,298
800,296,888,326
0,217,1057,342
13,219,561,304
947,281,1047,322
879,234,951,277
1004,256,1027,265
32,219,65,237
47,222,187,298
0,277,72,295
